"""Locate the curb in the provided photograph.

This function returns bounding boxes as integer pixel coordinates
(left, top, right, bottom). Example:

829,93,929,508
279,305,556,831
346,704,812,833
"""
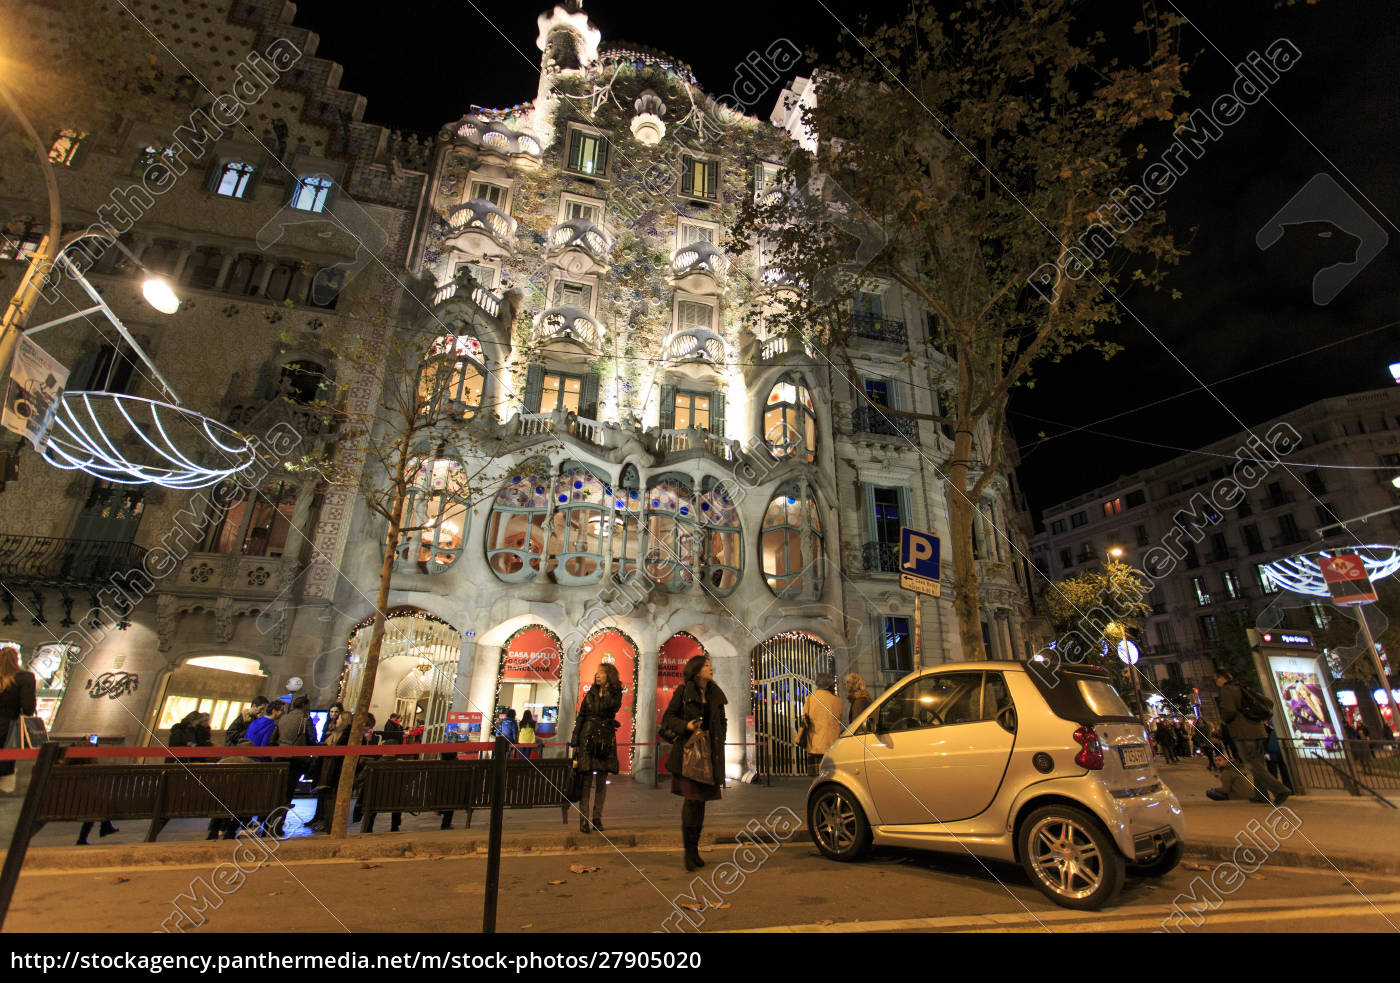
1183,839,1400,876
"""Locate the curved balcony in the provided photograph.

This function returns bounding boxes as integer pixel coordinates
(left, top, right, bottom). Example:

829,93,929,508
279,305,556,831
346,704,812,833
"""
757,331,814,362
533,307,603,352
546,218,613,275
670,241,729,295
661,327,725,366
452,115,542,160
433,278,503,320
445,199,517,259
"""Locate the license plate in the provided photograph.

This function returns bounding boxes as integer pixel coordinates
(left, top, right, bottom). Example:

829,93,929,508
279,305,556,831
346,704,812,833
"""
1118,744,1151,768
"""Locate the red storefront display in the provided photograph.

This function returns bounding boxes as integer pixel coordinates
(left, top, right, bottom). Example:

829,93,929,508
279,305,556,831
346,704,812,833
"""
499,626,562,737
575,630,637,770
656,633,704,775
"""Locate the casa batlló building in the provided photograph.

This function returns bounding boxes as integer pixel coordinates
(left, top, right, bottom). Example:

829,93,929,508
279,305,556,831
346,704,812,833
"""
0,0,1039,780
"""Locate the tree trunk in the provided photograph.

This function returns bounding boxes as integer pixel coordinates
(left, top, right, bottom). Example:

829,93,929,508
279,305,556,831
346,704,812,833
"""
948,426,987,661
329,509,404,839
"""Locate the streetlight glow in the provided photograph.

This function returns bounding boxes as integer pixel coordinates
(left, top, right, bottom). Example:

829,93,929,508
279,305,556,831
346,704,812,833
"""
141,277,180,314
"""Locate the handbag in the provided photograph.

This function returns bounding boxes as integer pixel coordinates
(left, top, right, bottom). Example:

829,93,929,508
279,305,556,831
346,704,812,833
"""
796,713,812,751
565,765,586,803
681,729,714,785
4,715,45,750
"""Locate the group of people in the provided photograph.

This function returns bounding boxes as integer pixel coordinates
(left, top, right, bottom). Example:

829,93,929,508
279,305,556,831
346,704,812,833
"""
1150,717,1225,765
799,672,872,776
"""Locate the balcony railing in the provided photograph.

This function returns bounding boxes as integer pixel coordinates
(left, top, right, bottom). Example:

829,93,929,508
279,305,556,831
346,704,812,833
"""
849,312,907,345
0,535,148,589
850,406,919,444
445,199,517,256
516,410,613,449
533,307,603,351
670,241,729,291
758,333,814,361
453,115,542,158
656,427,739,463
661,327,725,365
546,218,613,270
432,278,503,320
861,541,900,573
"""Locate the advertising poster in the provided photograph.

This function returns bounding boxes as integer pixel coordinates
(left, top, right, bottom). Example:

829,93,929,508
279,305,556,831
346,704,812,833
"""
1268,654,1345,747
2,335,68,448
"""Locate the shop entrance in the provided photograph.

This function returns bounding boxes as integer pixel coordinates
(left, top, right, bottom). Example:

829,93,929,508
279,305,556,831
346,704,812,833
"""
342,609,462,743
495,626,562,740
154,655,267,741
751,631,834,778
576,630,638,771
657,633,704,775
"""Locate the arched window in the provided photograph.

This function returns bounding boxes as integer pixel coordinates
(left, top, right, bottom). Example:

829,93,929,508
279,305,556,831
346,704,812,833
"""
700,478,742,595
762,480,825,598
546,464,607,585
291,174,334,212
763,373,817,462
610,464,643,582
215,160,257,198
183,246,224,291
418,334,484,419
486,465,551,581
644,476,698,591
395,458,470,572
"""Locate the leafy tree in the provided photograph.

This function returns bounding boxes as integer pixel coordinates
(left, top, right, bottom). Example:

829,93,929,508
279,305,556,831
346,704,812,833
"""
1041,560,1152,698
1157,676,1199,717
732,0,1190,659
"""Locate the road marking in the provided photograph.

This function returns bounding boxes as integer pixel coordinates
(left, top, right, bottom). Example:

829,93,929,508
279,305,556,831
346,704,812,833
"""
740,891,1400,933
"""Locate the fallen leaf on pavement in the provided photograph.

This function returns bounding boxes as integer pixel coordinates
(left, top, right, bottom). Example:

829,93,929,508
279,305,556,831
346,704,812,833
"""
360,863,382,870
1182,863,1210,871
710,901,731,910
569,864,600,874
114,877,129,884
819,919,834,926
679,902,704,912
520,924,533,929
547,879,567,885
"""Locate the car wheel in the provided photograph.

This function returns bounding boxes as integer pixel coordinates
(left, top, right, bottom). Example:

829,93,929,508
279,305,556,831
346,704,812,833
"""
1128,840,1184,878
1017,805,1125,910
807,784,872,862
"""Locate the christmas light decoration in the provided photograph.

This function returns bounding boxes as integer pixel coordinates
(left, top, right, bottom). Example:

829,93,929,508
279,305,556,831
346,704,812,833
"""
1262,545,1400,596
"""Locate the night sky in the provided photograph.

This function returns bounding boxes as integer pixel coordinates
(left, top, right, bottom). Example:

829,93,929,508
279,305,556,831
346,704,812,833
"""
294,0,1400,521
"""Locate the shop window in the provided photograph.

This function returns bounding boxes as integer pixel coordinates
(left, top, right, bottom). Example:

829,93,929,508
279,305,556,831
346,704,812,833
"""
546,464,607,585
395,459,470,572
203,481,298,557
48,129,85,166
645,476,699,591
290,174,333,212
486,466,551,581
700,478,742,595
762,480,825,598
610,464,644,583
418,334,484,419
763,373,817,462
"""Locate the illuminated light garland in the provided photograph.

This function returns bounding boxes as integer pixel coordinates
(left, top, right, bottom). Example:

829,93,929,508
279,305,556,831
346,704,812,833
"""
40,390,256,489
1262,545,1400,597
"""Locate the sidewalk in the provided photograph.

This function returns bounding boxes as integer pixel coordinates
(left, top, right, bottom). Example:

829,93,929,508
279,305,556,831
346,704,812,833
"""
3,761,1396,873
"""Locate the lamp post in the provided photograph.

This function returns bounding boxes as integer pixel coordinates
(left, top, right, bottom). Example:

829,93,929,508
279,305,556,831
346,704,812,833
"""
1105,547,1145,717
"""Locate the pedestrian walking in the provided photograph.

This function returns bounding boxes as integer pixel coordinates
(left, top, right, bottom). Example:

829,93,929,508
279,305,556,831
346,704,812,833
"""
844,673,872,726
1216,669,1291,805
1153,720,1176,764
661,654,726,872
802,674,843,776
571,664,622,833
225,696,267,745
0,645,36,795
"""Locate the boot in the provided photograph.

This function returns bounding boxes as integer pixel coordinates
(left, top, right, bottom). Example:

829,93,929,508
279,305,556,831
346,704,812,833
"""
99,821,118,838
683,825,703,871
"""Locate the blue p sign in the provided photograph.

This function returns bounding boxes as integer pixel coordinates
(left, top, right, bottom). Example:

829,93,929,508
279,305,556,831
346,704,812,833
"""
900,527,940,579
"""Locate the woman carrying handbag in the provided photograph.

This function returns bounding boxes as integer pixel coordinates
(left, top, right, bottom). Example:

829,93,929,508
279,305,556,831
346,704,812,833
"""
0,646,36,794
571,664,622,833
660,654,726,871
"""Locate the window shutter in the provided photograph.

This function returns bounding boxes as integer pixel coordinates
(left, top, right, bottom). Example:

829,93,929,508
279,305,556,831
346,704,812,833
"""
897,487,912,541
283,175,299,206
704,160,718,198
595,137,609,176
567,131,581,172
523,364,544,413
883,379,899,411
680,157,694,195
243,164,261,198
580,372,600,419
658,384,677,429
863,483,877,542
709,391,726,437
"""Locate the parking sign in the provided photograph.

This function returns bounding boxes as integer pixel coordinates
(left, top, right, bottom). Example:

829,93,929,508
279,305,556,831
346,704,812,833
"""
900,527,941,597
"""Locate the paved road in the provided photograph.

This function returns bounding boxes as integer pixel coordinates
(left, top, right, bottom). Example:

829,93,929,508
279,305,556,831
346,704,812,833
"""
9,835,1399,934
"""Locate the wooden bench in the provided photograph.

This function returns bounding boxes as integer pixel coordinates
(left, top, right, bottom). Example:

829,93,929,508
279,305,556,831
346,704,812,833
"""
358,758,571,832
32,763,290,841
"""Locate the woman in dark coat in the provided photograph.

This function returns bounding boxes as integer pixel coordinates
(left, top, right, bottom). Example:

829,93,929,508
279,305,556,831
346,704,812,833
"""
571,663,622,833
0,646,35,794
661,654,726,871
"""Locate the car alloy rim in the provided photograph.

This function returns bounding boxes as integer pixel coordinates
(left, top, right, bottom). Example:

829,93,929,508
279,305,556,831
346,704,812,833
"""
1027,816,1103,900
814,791,856,853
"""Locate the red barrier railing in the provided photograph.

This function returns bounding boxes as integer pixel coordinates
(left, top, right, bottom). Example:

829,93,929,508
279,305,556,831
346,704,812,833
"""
0,741,565,761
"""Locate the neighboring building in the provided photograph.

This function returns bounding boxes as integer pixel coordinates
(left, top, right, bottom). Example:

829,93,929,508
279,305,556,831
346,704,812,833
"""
0,1,1038,778
0,0,427,743
1031,386,1400,718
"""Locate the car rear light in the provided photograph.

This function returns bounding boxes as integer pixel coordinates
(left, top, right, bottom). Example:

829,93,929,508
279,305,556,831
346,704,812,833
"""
1073,725,1104,770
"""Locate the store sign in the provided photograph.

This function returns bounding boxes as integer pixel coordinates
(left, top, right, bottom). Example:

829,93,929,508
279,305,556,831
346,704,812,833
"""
502,649,560,679
1317,554,1378,605
658,652,688,684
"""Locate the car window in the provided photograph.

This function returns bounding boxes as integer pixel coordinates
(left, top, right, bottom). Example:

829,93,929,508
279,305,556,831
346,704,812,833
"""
876,672,985,733
1077,678,1130,717
984,673,1014,717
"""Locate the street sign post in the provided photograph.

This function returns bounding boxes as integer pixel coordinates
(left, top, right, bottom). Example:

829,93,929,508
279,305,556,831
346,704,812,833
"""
900,528,941,670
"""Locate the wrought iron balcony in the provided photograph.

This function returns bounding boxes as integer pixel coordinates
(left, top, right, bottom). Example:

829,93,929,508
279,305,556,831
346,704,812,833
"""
662,327,726,365
861,541,900,573
849,312,907,345
0,535,148,589
546,218,613,274
850,406,919,444
445,199,517,257
533,307,603,351
670,241,729,294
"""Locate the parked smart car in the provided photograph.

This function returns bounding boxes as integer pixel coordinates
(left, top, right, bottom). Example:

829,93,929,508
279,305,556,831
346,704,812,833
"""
806,661,1183,909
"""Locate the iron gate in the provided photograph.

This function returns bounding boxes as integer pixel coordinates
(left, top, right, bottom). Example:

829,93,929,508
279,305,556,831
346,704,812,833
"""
752,633,834,777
